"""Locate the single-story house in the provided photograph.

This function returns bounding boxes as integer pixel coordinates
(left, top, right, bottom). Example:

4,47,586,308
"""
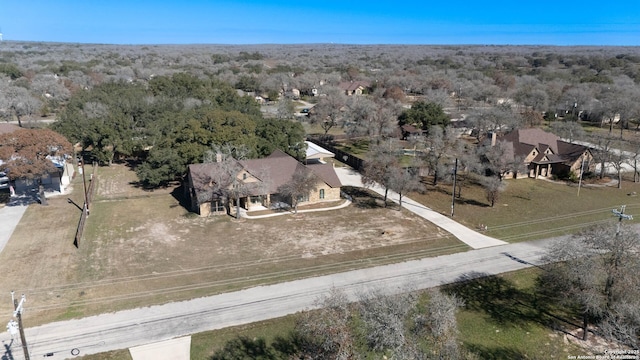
186,149,342,217
496,128,594,179
338,81,370,96
398,124,425,140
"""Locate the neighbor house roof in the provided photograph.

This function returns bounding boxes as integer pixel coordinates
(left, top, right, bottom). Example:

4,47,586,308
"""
305,141,334,160
498,128,590,165
500,128,561,153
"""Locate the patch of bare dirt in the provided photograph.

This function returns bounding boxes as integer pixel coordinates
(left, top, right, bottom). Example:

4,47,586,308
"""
563,327,636,357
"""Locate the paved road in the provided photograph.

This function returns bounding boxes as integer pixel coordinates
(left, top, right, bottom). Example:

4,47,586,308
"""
0,238,552,360
334,167,507,249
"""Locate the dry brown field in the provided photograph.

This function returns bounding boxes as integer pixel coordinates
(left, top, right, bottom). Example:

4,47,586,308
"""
0,164,463,327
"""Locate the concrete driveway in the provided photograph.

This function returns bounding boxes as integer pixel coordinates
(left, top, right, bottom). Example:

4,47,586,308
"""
0,204,28,253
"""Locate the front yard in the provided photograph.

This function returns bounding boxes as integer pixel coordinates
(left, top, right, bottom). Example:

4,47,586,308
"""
0,164,461,326
411,174,640,241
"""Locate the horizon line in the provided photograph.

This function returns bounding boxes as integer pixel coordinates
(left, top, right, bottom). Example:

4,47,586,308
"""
1,40,639,48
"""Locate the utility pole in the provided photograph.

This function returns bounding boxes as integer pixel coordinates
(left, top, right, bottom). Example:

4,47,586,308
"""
451,158,458,217
577,155,585,197
80,159,89,215
11,291,30,360
612,205,633,235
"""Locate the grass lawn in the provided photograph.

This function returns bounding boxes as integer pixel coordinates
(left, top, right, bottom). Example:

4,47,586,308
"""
447,268,586,359
410,174,640,242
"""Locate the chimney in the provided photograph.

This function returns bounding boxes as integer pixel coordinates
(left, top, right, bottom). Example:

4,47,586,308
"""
491,132,497,147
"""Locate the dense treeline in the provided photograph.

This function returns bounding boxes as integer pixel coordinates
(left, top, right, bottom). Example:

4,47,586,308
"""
52,73,304,186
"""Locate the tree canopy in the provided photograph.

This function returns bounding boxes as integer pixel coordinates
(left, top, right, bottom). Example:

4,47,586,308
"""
398,101,450,131
53,73,305,187
0,128,72,180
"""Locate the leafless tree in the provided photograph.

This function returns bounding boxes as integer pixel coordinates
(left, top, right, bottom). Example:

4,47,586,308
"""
423,125,460,185
481,176,505,207
294,288,355,360
357,289,417,352
550,121,586,143
277,166,318,214
466,104,520,142
309,87,346,137
31,73,71,107
607,139,629,189
83,101,109,119
362,142,401,206
415,290,465,359
514,76,549,112
0,85,41,127
202,145,261,219
589,133,616,179
627,140,640,183
540,223,640,344
389,167,422,212
477,139,523,181
343,95,376,139
276,97,294,119
370,98,402,140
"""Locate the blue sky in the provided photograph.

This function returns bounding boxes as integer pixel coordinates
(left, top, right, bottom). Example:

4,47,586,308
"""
0,0,638,45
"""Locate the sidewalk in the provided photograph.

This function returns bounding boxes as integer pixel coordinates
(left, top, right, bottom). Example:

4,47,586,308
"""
334,167,507,249
241,198,351,219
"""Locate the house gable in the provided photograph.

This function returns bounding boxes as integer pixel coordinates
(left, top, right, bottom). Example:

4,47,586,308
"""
498,128,592,178
186,149,342,216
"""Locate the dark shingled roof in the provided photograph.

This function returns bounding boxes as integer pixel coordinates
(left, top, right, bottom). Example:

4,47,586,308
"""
306,163,342,188
500,128,561,153
188,149,342,204
240,149,300,194
557,140,589,163
498,128,589,165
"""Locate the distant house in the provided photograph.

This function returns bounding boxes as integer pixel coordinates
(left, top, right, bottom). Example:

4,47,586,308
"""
185,149,342,217
399,124,424,140
338,81,370,96
496,128,593,179
288,88,300,100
